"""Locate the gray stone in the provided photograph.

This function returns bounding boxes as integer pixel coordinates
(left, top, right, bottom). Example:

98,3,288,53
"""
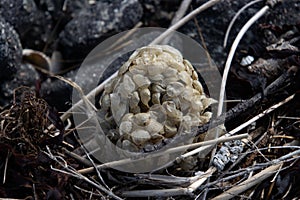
58,0,143,59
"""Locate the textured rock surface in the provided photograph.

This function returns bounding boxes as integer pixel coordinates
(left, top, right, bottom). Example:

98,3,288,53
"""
0,20,22,81
0,63,39,106
40,70,76,111
180,0,300,100
139,0,181,26
0,0,38,33
0,0,52,50
58,0,143,59
182,0,300,69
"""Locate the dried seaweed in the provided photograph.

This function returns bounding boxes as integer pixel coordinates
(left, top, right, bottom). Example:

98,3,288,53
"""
0,88,67,199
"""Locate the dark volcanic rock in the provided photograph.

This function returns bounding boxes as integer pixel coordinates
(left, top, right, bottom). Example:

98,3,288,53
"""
58,0,143,60
0,0,38,33
182,0,300,70
0,63,39,106
181,0,265,70
179,0,300,100
0,20,22,81
139,0,181,27
40,70,76,111
264,0,300,27
0,0,53,50
36,0,84,17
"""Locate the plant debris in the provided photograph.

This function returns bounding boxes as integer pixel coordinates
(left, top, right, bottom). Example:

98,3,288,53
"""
0,88,67,199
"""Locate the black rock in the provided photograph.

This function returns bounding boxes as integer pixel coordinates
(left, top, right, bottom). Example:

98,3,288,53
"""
0,63,39,106
182,0,300,69
0,0,53,50
40,70,76,111
0,20,22,81
58,0,143,60
180,0,264,70
181,0,300,101
139,0,181,27
0,0,38,33
263,0,300,27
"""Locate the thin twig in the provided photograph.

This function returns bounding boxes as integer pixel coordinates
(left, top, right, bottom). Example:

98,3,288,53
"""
77,133,248,174
135,172,216,187
170,0,193,25
277,116,300,120
211,164,281,200
3,150,10,184
54,75,97,113
270,163,283,182
60,71,117,123
74,185,104,198
150,0,222,45
223,0,263,47
203,168,256,189
62,148,93,167
106,22,143,51
193,16,213,68
44,146,123,200
187,166,217,193
227,94,295,136
267,149,300,164
121,167,217,197
78,133,110,190
33,183,37,200
121,188,193,198
208,3,283,190
161,0,193,44
177,94,294,162
218,4,269,117
136,174,195,186
198,65,298,137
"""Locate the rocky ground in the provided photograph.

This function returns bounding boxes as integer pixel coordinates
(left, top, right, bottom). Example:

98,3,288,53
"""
0,0,300,199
